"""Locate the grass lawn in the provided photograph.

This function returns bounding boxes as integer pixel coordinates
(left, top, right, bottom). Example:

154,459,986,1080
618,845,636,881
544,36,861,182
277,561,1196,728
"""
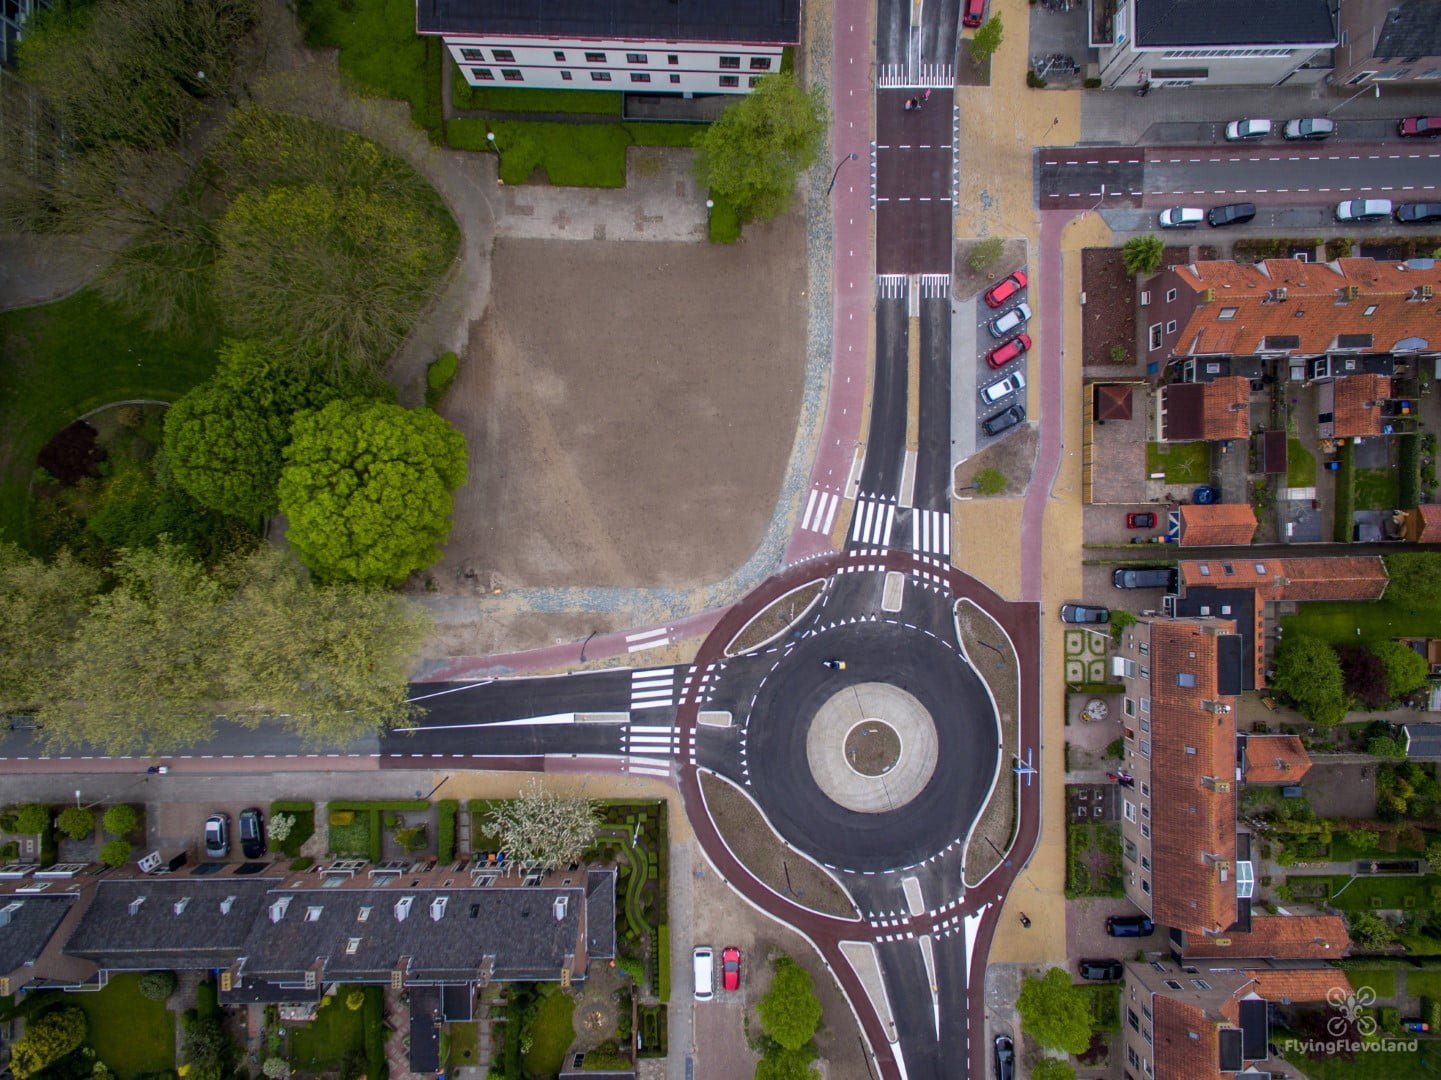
1146,441,1210,484
288,992,366,1070
1287,875,1441,913
1079,983,1121,1031
1281,1042,1441,1079
1287,438,1318,487
1404,970,1441,1002
1282,594,1441,649
1066,821,1124,897
449,70,623,115
447,1021,478,1067
520,989,576,1077
296,0,442,131
0,288,219,545
1339,965,1398,998
450,118,701,186
1356,467,1401,510
327,816,371,857
70,973,176,1077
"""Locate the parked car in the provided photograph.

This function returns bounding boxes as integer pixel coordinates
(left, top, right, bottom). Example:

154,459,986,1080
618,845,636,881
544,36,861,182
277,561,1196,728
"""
1208,202,1256,228
722,946,741,991
204,813,230,859
962,0,985,28
1158,207,1205,229
1060,604,1110,624
238,807,266,859
1396,202,1441,225
1111,565,1177,590
1106,915,1155,937
980,370,1026,406
1336,198,1393,222
984,270,1027,308
1224,118,1272,141
988,302,1032,338
1398,116,1441,138
981,404,1026,437
987,333,1031,369
693,947,714,1001
1283,118,1334,141
1126,511,1157,529
993,1035,1015,1080
1079,959,1124,981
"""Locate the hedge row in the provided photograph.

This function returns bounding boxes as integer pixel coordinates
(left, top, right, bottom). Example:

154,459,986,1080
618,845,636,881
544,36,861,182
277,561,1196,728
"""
655,923,670,1003
329,800,432,863
1334,441,1356,543
363,986,389,1080
437,800,459,863
1399,432,1420,509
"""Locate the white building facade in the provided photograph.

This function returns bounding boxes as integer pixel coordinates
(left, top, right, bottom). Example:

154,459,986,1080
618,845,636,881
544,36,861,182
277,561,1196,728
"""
418,2,801,96
1096,0,1337,89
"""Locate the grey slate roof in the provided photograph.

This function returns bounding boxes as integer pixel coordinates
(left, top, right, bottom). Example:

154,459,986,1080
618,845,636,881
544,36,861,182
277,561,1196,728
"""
409,986,442,1072
64,878,276,969
0,895,76,976
1404,724,1441,759
1135,0,1335,47
1374,1,1441,59
416,0,801,45
587,869,617,959
240,887,588,983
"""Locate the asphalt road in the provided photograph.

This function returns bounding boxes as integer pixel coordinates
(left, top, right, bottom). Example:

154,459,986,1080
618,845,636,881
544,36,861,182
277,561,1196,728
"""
915,292,954,514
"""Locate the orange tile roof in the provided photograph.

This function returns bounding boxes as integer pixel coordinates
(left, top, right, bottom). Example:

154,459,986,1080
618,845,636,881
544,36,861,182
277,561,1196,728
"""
1181,915,1352,960
1331,374,1391,439
1247,969,1351,1003
1148,619,1239,936
1177,557,1387,601
1178,504,1259,547
1410,505,1441,543
1169,258,1441,358
1153,996,1228,1080
1204,377,1252,440
1243,735,1312,783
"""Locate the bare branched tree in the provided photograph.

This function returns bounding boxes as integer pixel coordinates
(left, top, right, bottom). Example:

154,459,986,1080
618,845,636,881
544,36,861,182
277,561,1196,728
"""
485,782,602,870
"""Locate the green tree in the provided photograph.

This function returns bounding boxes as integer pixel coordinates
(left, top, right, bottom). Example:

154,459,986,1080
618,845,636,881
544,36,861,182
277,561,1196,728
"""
279,401,468,586
14,804,50,835
1122,234,1165,276
1032,1062,1077,1080
485,781,601,870
1344,829,1379,850
968,238,1004,274
756,956,824,1052
1347,911,1397,951
1017,967,1094,1055
139,970,179,1002
969,15,1004,63
55,806,95,840
0,544,101,712
755,1047,820,1080
1374,641,1429,699
973,467,1007,495
99,839,133,867
9,1007,87,1079
1385,553,1441,605
695,73,827,224
1271,634,1350,726
102,804,139,836
164,340,349,519
1367,735,1406,759
1109,609,1138,644
213,547,429,743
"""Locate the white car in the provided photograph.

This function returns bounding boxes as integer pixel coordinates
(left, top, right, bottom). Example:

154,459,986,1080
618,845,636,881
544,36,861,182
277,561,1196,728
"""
1336,199,1393,222
1158,207,1205,229
980,370,1026,406
692,947,714,1001
1224,118,1272,141
988,302,1032,339
1283,118,1334,141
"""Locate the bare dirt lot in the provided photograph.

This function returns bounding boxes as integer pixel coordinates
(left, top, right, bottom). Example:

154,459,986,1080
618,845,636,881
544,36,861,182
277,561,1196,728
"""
434,219,807,592
1081,247,1136,368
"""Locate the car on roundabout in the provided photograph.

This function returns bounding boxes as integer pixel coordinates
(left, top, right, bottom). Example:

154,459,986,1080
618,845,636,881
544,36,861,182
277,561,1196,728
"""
822,658,846,670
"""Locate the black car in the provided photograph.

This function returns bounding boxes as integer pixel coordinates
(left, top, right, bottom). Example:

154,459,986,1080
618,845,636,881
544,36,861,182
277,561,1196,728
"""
1112,566,1178,590
1060,604,1110,624
993,1034,1014,1080
1107,914,1155,937
238,807,266,859
982,404,1026,437
1396,202,1441,225
1208,202,1256,228
1080,959,1124,981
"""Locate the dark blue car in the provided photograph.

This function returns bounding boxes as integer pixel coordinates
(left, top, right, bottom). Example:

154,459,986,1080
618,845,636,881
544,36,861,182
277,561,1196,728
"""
1107,915,1155,937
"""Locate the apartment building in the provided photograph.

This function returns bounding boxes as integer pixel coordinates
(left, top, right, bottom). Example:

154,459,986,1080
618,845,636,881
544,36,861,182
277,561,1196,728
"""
1333,0,1441,86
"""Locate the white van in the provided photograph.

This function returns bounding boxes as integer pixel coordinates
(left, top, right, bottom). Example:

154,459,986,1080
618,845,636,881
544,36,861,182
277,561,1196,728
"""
693,946,714,1001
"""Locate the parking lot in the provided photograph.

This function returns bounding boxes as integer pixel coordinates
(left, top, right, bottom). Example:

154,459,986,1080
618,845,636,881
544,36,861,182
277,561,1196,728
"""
149,800,270,862
965,265,1033,452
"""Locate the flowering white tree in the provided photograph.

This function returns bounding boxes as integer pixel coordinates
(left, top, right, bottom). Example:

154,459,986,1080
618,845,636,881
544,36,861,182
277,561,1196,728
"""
268,813,295,844
485,782,600,869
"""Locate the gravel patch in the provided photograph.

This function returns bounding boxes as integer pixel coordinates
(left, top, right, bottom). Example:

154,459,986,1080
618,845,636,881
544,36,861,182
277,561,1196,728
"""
728,579,826,654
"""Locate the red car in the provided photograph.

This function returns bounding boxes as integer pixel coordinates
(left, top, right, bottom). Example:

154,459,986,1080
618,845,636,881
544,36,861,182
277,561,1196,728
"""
1398,116,1441,138
1126,512,1157,529
984,270,1027,308
987,332,1031,369
963,0,986,28
721,947,741,991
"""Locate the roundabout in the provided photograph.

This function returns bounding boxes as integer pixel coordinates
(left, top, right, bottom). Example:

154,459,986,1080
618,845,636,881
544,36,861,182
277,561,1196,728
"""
808,683,936,811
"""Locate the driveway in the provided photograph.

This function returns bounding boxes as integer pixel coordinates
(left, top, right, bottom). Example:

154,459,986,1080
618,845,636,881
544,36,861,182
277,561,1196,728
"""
1066,897,1152,971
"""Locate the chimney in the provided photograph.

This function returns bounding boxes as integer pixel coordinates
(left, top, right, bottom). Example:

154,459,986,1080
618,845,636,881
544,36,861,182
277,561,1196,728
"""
129,896,146,916
0,901,23,927
553,896,569,921
220,895,236,915
430,896,447,922
394,895,413,922
269,896,291,924
173,897,190,916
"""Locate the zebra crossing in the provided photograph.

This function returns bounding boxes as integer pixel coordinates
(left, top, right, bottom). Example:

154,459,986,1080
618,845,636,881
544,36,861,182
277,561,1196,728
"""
677,663,722,706
800,487,842,536
918,274,949,299
850,495,896,548
876,63,954,89
911,508,950,557
629,668,676,711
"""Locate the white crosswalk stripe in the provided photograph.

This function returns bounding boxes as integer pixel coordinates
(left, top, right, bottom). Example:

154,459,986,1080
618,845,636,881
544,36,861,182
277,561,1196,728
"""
630,668,676,711
919,274,950,299
850,496,896,547
876,274,908,300
677,663,722,706
625,625,672,653
912,508,951,557
800,487,842,536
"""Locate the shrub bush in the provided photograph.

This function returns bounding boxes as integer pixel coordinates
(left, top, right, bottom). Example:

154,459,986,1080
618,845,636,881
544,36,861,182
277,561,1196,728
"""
329,809,356,826
708,193,741,244
1399,432,1420,509
437,799,458,863
426,352,459,407
1026,70,1047,88
55,806,95,841
139,970,179,1002
102,804,139,837
99,839,132,867
290,856,315,871
15,804,50,835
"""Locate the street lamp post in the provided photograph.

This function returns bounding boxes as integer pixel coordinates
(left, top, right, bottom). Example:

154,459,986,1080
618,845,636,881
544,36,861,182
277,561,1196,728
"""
1327,82,1380,117
826,151,860,196
486,130,504,184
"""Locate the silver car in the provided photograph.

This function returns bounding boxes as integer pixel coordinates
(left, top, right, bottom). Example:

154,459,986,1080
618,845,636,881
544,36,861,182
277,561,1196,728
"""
980,370,1026,406
1158,207,1204,229
988,302,1032,339
1336,199,1393,222
1283,118,1334,141
1224,118,1272,140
